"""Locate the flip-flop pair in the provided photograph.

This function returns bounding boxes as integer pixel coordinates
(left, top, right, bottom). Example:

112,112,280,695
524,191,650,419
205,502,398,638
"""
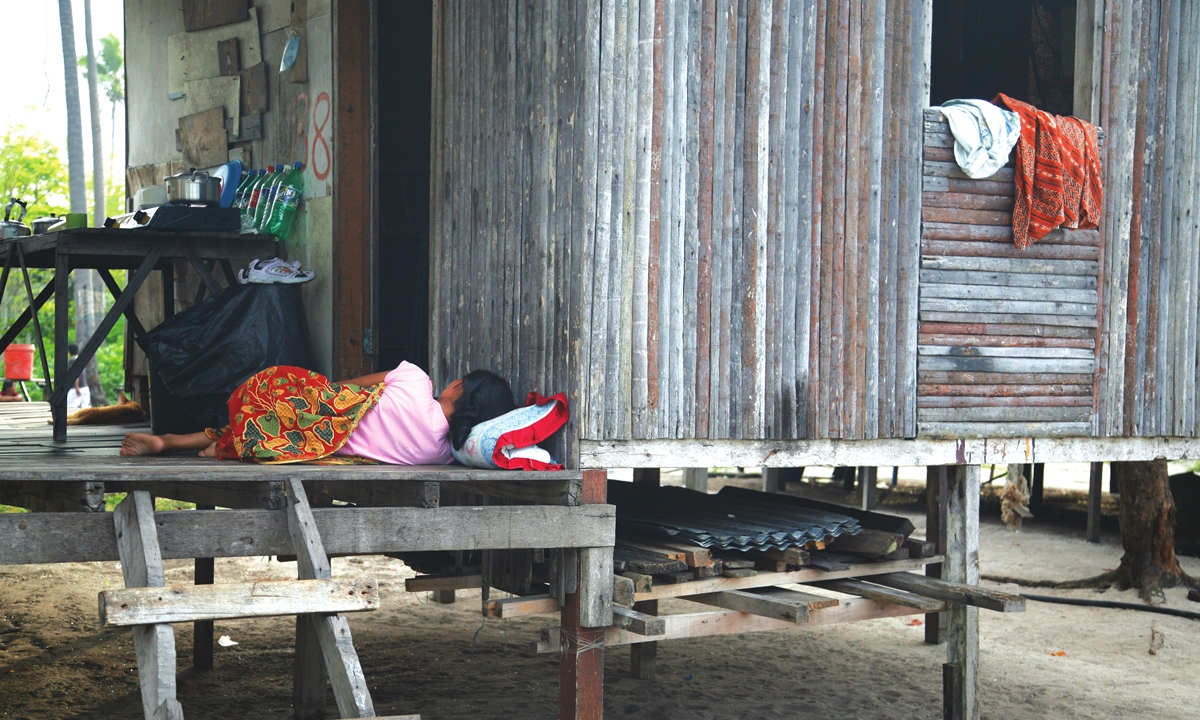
237,258,316,284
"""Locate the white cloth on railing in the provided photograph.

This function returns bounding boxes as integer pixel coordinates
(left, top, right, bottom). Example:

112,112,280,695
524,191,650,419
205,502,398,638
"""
934,99,1021,179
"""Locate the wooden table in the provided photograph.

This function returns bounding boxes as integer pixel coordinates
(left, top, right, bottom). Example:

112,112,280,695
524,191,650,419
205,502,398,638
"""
0,228,277,441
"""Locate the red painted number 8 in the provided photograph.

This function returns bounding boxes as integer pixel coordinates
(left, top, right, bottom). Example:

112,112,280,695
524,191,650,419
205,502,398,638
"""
312,92,332,181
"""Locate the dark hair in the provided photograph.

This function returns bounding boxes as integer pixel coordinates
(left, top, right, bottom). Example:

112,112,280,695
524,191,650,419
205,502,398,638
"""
68,343,79,355
449,369,517,450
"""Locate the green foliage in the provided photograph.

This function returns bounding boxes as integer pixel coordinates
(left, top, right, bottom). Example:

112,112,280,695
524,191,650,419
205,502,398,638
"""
0,123,70,220
79,34,124,106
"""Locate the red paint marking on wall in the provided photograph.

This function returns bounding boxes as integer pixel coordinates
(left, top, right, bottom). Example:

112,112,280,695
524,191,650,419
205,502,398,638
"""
312,92,332,181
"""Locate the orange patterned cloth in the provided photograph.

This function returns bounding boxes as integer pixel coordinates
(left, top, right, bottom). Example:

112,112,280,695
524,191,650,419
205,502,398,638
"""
205,365,384,464
994,94,1103,249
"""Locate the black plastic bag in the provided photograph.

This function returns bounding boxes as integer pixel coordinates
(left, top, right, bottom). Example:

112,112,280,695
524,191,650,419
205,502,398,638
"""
145,284,315,433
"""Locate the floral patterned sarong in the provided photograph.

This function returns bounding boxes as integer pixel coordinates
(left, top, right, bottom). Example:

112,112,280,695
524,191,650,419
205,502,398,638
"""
205,365,384,463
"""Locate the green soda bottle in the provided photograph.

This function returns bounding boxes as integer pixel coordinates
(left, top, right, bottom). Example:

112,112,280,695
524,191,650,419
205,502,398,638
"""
267,162,305,239
253,164,286,232
242,168,270,232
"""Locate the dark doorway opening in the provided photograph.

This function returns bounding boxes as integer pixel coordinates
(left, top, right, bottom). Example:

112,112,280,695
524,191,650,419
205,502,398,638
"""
376,1,433,372
931,0,1077,116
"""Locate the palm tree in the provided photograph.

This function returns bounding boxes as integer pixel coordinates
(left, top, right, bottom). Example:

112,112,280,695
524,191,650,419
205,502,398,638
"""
79,33,123,215
81,0,104,229
57,0,86,214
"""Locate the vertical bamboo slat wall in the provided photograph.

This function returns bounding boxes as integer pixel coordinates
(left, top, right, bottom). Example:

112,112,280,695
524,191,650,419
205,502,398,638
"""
429,0,599,463
581,0,929,443
917,110,1100,438
1097,0,1200,438
431,0,930,458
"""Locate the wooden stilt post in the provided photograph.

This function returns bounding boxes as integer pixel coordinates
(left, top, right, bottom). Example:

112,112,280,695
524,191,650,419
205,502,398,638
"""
431,589,456,604
683,467,709,492
925,466,948,645
1087,462,1103,543
194,504,215,672
560,469,608,720
1029,463,1045,515
763,467,805,493
860,467,878,511
944,464,980,720
114,491,183,720
629,468,659,679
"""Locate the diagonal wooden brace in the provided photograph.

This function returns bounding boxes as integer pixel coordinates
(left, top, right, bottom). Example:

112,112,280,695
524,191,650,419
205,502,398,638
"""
286,479,375,719
114,491,183,720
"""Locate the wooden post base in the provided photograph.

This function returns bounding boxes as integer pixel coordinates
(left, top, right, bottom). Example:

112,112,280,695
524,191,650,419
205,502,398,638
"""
630,599,658,679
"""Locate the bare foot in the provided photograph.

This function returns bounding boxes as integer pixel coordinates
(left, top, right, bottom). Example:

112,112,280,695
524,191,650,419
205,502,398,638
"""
198,442,217,458
120,432,167,457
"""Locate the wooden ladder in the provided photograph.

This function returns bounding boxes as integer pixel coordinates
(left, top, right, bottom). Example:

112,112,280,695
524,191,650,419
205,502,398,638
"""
106,480,396,720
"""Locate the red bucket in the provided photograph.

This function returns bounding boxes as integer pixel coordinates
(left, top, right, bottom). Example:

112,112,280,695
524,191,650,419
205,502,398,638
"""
3,344,35,381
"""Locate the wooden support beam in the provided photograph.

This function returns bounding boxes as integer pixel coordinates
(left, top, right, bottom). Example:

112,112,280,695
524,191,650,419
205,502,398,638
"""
682,468,709,492
826,528,905,558
612,606,666,636
612,575,635,608
629,599,657,680
537,597,945,652
286,480,375,719
689,587,837,624
559,578,604,720
100,578,380,627
1087,462,1103,543
945,465,980,720
485,594,561,618
860,466,878,511
194,502,215,673
926,466,949,644
430,590,456,604
622,535,713,567
1,505,617,566
811,578,946,612
113,492,180,720
579,546,614,628
762,467,805,493
619,572,652,594
743,546,811,567
404,574,482,593
867,572,1023,612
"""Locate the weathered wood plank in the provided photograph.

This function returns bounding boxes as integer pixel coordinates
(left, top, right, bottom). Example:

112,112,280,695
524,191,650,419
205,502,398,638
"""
612,605,667,636
922,208,1012,227
918,383,1093,397
922,175,1015,197
918,356,1095,374
689,587,815,623
920,311,1099,329
918,345,1094,360
922,239,1101,262
921,192,1013,211
917,395,1094,408
919,283,1098,304
100,578,380,627
917,421,1093,438
485,594,561,619
919,269,1097,290
921,255,1100,276
918,333,1094,349
923,161,1015,182
811,578,945,611
918,321,1096,339
917,406,1094,423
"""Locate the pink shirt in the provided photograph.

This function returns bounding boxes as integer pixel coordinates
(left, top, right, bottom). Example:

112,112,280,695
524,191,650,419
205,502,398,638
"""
335,361,454,465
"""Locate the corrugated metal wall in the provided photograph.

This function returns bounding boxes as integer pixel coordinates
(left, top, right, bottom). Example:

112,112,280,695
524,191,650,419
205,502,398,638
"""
581,0,929,443
1096,0,1200,437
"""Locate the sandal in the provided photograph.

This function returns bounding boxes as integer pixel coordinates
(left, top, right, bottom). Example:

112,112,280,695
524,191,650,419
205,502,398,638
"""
238,257,315,284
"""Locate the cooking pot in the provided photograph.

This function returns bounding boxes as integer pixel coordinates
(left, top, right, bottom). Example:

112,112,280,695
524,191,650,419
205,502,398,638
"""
1,198,30,239
31,215,64,234
164,169,223,205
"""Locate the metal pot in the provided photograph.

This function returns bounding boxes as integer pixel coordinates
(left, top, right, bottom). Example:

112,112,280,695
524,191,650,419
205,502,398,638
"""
31,215,64,235
1,198,30,239
164,169,223,205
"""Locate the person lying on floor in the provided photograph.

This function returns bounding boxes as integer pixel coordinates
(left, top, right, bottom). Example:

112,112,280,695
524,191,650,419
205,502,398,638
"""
120,362,516,464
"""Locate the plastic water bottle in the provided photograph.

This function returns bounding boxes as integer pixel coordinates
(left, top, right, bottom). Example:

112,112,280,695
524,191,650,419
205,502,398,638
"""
267,162,305,239
242,168,271,232
253,164,286,232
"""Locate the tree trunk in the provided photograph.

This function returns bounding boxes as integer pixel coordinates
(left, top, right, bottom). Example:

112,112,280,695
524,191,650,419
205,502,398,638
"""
78,0,108,405
83,0,105,227
58,0,87,214
1111,459,1186,601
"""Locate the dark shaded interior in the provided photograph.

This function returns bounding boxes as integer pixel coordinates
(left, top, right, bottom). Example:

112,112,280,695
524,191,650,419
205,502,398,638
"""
376,1,433,372
931,0,1076,116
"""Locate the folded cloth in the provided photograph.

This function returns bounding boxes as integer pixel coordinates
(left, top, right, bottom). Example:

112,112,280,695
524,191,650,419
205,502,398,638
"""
994,93,1103,249
451,392,569,471
935,99,1022,179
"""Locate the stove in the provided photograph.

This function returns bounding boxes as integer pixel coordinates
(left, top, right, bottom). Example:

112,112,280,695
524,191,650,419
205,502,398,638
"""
143,203,241,232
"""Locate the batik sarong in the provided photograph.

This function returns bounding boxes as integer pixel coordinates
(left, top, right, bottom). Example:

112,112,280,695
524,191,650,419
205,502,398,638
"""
205,365,383,463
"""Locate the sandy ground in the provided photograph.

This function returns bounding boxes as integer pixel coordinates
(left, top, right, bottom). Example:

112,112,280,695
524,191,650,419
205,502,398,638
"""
2,478,1199,719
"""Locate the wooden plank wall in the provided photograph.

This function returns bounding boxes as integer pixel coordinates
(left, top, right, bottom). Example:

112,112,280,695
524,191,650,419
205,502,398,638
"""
429,0,600,464
579,0,928,444
916,110,1100,438
1096,0,1200,438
